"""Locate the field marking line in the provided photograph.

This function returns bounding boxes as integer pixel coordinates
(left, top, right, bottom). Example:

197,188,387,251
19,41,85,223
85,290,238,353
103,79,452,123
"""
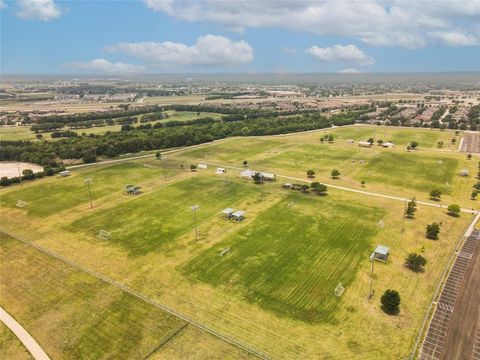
0,306,51,360
0,229,270,360
195,161,478,215
411,210,480,360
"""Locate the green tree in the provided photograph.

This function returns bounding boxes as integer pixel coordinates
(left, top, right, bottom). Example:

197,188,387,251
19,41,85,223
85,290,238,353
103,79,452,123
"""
190,164,197,171
361,180,366,187
380,289,401,315
252,172,264,184
467,153,472,160
22,169,34,180
437,141,444,148
0,177,11,186
331,169,340,179
377,139,383,145
471,190,478,200
311,182,327,195
429,189,442,201
368,137,374,145
307,169,316,178
155,151,161,160
447,204,460,217
327,134,334,142
410,141,418,149
405,253,427,273
405,198,417,218
35,134,43,140
426,223,440,240
300,184,310,193
243,160,248,167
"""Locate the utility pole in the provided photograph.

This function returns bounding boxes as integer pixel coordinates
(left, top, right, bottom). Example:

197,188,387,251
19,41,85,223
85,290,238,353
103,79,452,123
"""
17,163,22,185
191,205,199,241
93,147,98,167
85,178,93,208
369,256,375,299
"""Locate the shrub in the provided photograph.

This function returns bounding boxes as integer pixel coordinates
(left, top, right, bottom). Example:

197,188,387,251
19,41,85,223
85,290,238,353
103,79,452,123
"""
447,204,460,217
381,289,401,315
405,253,427,272
426,222,440,240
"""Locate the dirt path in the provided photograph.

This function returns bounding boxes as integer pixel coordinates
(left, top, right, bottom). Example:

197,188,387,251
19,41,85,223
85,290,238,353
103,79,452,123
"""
440,232,480,360
0,307,50,360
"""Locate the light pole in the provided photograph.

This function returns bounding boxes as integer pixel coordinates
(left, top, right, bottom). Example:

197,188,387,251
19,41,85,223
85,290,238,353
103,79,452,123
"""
191,205,199,241
369,255,375,299
85,178,93,208
17,163,22,185
93,147,98,167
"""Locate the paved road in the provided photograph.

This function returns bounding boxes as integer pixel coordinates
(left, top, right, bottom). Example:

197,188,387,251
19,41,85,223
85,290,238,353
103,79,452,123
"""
0,307,50,360
200,161,478,215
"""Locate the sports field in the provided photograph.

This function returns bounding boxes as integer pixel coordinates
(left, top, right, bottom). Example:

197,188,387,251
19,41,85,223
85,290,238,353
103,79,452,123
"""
176,126,475,207
0,126,477,359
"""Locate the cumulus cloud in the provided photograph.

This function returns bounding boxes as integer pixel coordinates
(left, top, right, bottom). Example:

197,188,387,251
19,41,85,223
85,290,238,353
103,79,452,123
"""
143,0,480,48
16,0,61,21
338,68,362,74
106,35,254,67
63,59,146,74
306,45,375,66
0,0,6,10
429,31,479,46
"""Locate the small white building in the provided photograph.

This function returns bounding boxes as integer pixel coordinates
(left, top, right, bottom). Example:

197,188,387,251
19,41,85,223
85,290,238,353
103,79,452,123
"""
215,167,226,174
231,210,246,222
59,170,71,177
358,141,372,147
459,169,469,177
198,163,208,169
240,170,276,181
370,245,390,262
382,142,395,148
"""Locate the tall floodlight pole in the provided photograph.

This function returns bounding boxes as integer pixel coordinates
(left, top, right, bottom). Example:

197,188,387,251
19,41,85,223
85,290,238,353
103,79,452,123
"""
17,163,22,184
93,147,98,167
191,205,199,241
85,178,93,208
369,256,375,299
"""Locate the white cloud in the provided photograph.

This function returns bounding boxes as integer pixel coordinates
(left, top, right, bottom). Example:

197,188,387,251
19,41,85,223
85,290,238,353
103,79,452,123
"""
106,35,254,67
143,0,480,48
306,44,375,66
281,47,297,54
338,68,362,74
16,0,61,21
0,0,6,10
429,31,479,46
63,59,146,74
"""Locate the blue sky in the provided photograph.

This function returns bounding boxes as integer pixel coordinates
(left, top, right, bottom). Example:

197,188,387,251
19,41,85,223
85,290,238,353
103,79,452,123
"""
1,0,480,74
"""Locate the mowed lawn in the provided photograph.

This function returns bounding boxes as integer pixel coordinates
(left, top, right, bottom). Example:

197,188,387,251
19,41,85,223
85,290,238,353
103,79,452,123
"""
356,151,459,193
0,162,175,217
179,138,288,163
328,126,460,149
68,176,257,255
0,233,185,360
185,193,384,323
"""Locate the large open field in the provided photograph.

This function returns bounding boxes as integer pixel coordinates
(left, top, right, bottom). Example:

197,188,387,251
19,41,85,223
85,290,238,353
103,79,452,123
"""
0,126,477,359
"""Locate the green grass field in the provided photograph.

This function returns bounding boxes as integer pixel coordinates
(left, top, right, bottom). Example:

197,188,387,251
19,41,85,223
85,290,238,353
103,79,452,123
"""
186,193,383,323
0,233,186,360
0,126,476,359
0,322,32,360
0,161,179,217
69,175,257,255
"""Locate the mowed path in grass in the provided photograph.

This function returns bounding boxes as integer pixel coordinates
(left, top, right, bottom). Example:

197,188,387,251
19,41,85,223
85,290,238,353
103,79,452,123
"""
185,193,384,323
69,176,257,255
0,233,186,360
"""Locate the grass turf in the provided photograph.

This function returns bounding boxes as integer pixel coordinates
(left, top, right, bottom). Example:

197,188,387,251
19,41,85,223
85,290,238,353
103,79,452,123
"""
68,175,258,255
185,192,384,323
0,233,186,360
0,161,178,217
